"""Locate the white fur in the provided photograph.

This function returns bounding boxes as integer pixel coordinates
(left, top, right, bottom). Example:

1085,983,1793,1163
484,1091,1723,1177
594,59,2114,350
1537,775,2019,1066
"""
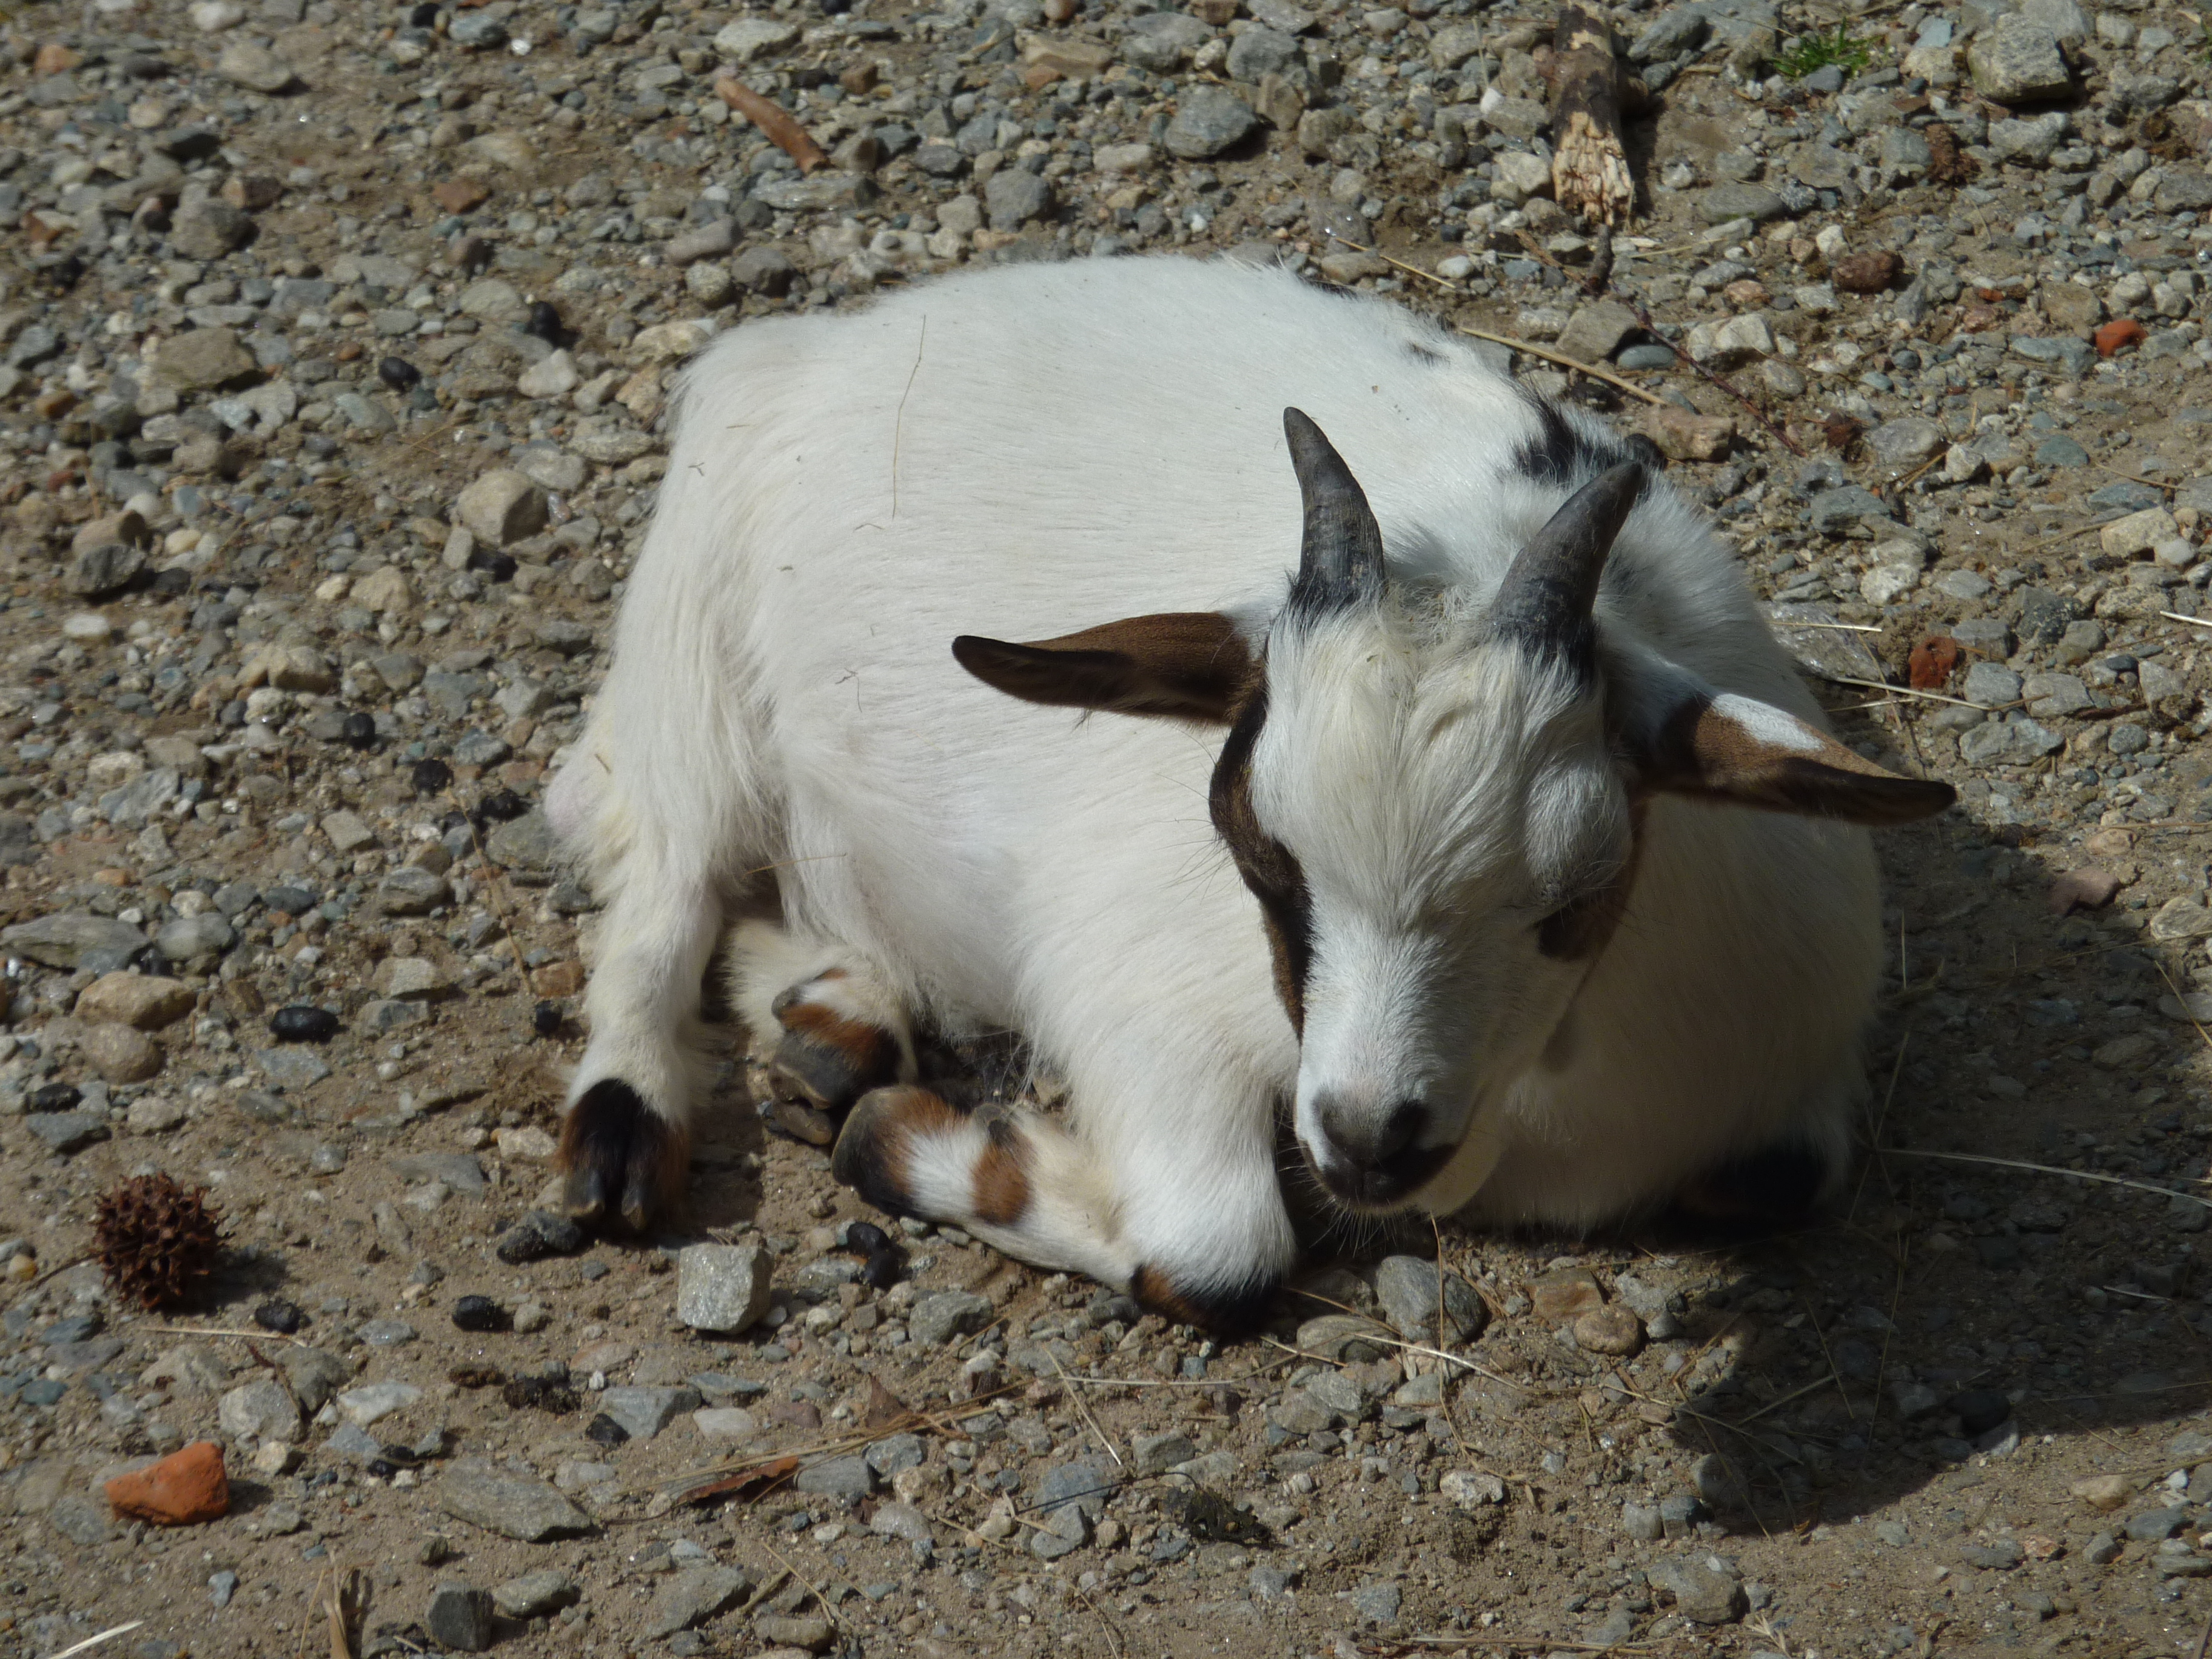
552,256,1886,1303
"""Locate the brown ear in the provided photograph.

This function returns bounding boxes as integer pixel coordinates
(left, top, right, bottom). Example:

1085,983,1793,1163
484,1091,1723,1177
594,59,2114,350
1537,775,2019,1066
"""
953,612,1254,723
1639,692,1955,826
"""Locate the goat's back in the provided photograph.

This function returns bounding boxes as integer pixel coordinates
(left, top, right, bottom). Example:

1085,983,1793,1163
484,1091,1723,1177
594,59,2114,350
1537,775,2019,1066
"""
572,256,1816,1027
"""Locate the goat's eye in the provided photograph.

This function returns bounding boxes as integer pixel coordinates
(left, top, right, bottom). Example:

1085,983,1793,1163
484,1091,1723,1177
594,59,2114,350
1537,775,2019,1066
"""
1537,890,1620,961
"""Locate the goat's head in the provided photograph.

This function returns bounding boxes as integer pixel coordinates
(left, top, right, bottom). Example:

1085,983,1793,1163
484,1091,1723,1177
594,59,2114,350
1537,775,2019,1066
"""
953,409,1954,1214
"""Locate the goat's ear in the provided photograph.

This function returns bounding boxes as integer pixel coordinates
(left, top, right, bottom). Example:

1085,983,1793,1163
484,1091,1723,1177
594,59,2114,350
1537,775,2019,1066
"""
1617,663,1955,825
953,611,1254,723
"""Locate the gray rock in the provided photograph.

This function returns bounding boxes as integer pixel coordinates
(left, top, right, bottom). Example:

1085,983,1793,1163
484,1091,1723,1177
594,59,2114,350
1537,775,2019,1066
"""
2011,334,2095,377
677,1242,773,1333
909,1289,993,1345
437,1461,595,1541
1968,16,2070,100
1866,417,1944,469
1131,1430,1197,1475
2155,172,2212,213
1031,1500,1090,1559
1033,1457,1116,1520
985,168,1052,230
645,1566,751,1637
1989,112,2068,163
792,1454,874,1503
218,1378,302,1439
1808,485,1895,534
50,1493,115,1546
218,39,297,92
171,199,252,261
493,1569,579,1619
1649,1553,1747,1624
2084,1532,2123,1564
2,912,146,969
1880,126,1932,176
1621,1501,1663,1541
486,810,555,876
1226,24,1301,78
1372,1255,1487,1343
732,246,797,296
1555,301,1638,364
597,1386,701,1441
1959,716,2063,764
69,540,148,598
2129,1505,2193,1541
255,1047,332,1088
156,913,235,964
390,1153,488,1195
666,221,737,265
377,864,450,915
360,1319,418,1347
864,1433,926,1475
870,1501,934,1546
26,1111,110,1155
1121,12,1211,71
457,471,548,547
1164,87,1259,159
282,1347,352,1414
1965,662,2024,708
1699,183,1786,224
1351,1581,1403,1625
426,1584,493,1654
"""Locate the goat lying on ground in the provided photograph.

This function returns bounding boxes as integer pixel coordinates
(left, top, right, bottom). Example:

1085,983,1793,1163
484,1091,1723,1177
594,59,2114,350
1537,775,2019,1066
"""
545,255,1953,1329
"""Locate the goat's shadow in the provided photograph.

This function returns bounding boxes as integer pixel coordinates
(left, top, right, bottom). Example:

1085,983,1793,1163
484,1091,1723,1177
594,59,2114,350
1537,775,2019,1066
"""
1392,706,2212,1543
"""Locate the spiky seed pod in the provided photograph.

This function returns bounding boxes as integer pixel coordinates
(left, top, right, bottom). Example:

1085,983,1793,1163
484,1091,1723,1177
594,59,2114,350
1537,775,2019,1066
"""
92,1174,225,1310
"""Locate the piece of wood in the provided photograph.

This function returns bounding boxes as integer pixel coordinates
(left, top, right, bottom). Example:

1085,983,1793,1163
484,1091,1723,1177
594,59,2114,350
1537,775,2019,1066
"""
714,78,829,175
1548,3,1634,227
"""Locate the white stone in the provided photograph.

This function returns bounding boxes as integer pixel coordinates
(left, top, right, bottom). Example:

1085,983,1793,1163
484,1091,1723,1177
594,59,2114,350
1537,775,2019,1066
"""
2102,506,2179,558
517,350,581,400
337,1382,423,1426
675,1242,773,1334
692,1407,759,1439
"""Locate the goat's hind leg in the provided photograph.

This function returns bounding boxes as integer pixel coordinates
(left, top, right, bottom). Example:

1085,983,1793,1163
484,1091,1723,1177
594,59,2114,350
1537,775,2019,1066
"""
833,1077,1295,1332
728,922,917,1136
559,846,724,1232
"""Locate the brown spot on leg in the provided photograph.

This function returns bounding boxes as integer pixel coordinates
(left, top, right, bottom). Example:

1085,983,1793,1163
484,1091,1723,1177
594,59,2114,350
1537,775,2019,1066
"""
1130,1263,1279,1337
558,1078,692,1233
971,1108,1033,1228
770,997,902,1112
831,1085,967,1219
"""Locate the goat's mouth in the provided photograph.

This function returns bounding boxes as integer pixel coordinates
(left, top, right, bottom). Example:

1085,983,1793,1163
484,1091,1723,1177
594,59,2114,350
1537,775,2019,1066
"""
1305,1138,1455,1212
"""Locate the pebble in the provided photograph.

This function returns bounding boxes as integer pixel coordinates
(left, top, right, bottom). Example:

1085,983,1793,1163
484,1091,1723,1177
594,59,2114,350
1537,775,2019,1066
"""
492,1570,579,1620
104,1441,229,1525
425,1584,494,1654
435,1461,595,1542
645,1565,752,1637
676,1242,773,1334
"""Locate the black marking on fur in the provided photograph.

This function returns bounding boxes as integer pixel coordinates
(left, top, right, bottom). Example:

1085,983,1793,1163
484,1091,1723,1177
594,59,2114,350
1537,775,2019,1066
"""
559,1078,688,1233
1509,385,1656,491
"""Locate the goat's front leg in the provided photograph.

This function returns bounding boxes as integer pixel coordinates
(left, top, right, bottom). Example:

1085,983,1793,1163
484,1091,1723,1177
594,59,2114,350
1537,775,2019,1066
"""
832,1064,1295,1332
558,851,723,1231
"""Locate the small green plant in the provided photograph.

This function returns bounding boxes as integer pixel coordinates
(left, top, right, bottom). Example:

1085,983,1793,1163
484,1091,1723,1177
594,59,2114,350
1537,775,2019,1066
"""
1774,22,1875,79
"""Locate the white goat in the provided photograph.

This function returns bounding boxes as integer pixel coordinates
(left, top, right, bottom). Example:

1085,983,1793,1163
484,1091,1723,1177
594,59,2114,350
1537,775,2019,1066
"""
545,255,1951,1329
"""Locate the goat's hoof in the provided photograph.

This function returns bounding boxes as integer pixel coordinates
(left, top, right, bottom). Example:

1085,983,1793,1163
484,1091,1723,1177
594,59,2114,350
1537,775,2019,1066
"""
557,1078,691,1233
762,1096,837,1147
1130,1262,1280,1338
768,982,903,1111
831,1084,968,1219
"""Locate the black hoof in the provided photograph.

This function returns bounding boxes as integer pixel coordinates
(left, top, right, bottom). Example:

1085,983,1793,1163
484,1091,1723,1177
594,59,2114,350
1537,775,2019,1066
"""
1131,1263,1279,1337
557,1079,691,1233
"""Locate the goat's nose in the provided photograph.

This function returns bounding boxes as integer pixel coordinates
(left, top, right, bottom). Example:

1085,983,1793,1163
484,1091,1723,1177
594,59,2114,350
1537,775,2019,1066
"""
1313,1097,1426,1171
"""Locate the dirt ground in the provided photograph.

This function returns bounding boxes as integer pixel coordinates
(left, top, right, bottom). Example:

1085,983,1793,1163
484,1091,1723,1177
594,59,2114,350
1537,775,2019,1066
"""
7,0,2212,1651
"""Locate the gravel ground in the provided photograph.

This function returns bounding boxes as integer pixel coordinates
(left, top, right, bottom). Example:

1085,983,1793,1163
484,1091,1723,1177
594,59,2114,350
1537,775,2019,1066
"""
10,0,2212,1653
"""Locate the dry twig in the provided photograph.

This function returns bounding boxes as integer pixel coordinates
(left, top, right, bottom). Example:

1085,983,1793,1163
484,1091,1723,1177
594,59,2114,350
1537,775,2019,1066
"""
1452,323,1667,406
714,78,829,173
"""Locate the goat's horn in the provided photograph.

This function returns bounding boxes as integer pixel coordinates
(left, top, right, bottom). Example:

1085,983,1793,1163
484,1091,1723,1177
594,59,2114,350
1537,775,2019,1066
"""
1489,461,1644,660
1283,408,1386,611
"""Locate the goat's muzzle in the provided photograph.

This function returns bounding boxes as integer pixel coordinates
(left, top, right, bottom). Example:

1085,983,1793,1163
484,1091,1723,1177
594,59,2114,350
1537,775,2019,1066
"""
1306,1097,1451,1209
